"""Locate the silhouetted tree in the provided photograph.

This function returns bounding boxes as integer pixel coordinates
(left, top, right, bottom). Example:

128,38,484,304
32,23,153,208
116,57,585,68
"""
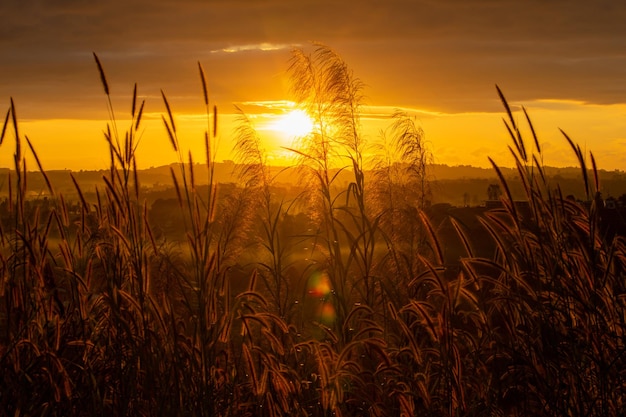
487,183,502,200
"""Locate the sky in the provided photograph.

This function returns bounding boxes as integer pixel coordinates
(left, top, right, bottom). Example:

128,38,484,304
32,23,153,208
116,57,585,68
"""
1,0,625,171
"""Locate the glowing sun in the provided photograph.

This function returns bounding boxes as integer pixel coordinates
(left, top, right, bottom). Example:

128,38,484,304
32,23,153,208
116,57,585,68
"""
270,109,314,138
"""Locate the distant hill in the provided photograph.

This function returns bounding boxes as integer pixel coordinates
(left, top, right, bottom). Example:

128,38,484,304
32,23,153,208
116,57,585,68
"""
1,162,625,206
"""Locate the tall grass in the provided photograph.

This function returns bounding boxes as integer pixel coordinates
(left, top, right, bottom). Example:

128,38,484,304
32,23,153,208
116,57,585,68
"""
232,107,301,320
0,47,625,416
371,111,434,307
287,44,390,340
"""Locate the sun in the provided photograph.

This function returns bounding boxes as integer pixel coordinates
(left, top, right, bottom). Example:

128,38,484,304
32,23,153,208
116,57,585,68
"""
270,109,314,138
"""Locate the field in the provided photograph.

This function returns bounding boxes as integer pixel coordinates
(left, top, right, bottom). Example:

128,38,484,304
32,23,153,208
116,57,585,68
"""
1,46,625,416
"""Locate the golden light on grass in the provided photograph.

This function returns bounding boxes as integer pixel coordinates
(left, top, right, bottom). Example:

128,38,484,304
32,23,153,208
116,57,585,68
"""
4,44,626,417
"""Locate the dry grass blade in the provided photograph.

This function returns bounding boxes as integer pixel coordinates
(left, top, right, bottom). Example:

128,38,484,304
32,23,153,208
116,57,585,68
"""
523,106,541,154
450,217,474,258
496,86,527,161
0,106,10,145
143,203,157,251
188,151,195,190
102,174,123,209
590,151,599,194
161,90,176,134
20,156,27,193
203,131,211,173
503,118,527,162
242,344,259,395
104,125,124,168
169,166,183,206
488,157,518,221
502,119,517,146
124,132,131,164
561,128,590,199
532,154,546,184
25,135,54,196
10,98,20,161
418,210,444,264
162,115,178,152
404,299,439,342
496,85,515,131
133,157,140,199
93,52,110,95
510,147,533,199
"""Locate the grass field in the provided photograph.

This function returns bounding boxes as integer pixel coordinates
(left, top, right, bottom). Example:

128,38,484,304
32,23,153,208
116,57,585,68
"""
0,46,624,416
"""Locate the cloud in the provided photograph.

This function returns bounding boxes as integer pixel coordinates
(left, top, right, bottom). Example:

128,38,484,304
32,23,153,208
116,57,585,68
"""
211,43,298,54
237,100,295,111
2,0,626,119
360,105,444,120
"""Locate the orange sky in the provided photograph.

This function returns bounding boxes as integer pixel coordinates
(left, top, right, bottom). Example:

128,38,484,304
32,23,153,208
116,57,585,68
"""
1,0,625,171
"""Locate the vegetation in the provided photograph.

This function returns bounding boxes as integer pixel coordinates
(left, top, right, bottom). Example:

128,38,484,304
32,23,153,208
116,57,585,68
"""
0,45,625,416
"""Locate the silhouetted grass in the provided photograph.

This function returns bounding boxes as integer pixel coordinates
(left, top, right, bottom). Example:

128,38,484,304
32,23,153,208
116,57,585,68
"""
0,47,624,417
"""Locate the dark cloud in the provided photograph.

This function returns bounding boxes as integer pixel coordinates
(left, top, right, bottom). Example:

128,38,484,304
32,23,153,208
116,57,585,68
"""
1,0,625,118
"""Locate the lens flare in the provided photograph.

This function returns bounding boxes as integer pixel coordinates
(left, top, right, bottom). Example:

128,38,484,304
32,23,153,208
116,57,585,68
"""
318,302,336,325
307,271,332,298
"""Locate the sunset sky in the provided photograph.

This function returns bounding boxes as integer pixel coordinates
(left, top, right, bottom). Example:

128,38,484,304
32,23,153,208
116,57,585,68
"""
1,0,625,171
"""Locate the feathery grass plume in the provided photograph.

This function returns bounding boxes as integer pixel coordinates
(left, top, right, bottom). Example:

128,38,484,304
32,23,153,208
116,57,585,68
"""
152,64,271,416
497,84,527,162
390,110,432,210
288,45,347,323
3,45,626,417
93,53,119,149
370,110,434,309
0,98,99,415
82,57,177,414
288,43,383,339
314,45,365,155
369,133,410,288
210,104,217,134
93,52,109,96
470,88,626,415
232,106,269,189
227,286,305,416
135,100,145,131
199,62,209,107
130,83,137,119
232,107,307,319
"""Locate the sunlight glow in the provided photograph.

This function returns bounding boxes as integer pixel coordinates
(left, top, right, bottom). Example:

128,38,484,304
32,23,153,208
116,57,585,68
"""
269,109,314,139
